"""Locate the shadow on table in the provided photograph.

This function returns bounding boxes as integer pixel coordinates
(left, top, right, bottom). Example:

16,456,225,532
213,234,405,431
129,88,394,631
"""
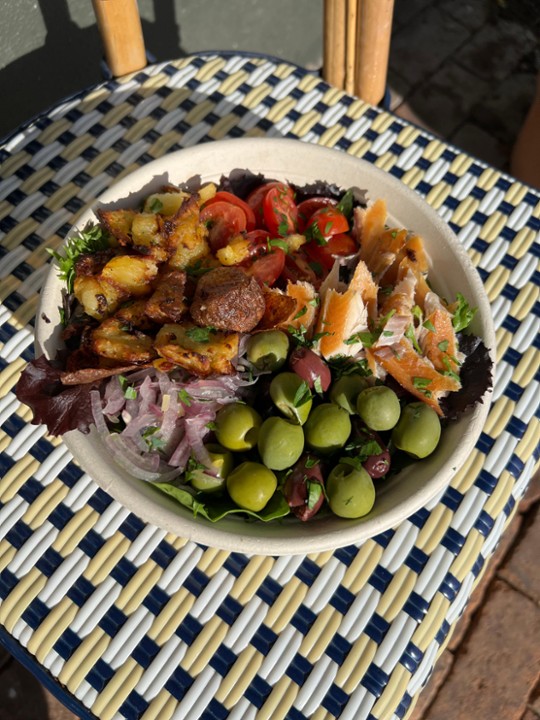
0,649,57,720
0,0,186,142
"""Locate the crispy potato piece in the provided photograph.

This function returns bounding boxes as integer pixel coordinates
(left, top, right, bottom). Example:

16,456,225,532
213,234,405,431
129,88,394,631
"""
114,300,156,331
143,192,190,216
198,183,217,204
97,209,136,246
256,289,297,330
73,275,124,320
164,196,210,270
131,212,169,262
92,318,157,363
216,236,251,266
101,255,158,296
61,364,148,385
145,270,187,324
155,322,239,376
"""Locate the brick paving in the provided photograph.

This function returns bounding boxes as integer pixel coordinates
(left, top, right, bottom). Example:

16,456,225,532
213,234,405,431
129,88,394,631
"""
0,1,539,718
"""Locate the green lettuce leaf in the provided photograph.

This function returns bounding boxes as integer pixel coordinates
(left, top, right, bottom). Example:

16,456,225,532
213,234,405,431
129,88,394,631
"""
153,482,290,522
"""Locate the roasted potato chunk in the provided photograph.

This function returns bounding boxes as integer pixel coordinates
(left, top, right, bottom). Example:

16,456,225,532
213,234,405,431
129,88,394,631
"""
143,192,189,216
101,255,158,296
165,196,210,270
114,300,156,331
216,236,251,266
155,322,239,376
145,270,187,324
73,275,124,320
97,209,136,246
131,213,169,262
92,318,157,363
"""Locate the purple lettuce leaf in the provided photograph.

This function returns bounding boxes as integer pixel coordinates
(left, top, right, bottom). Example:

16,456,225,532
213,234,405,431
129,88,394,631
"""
15,354,99,435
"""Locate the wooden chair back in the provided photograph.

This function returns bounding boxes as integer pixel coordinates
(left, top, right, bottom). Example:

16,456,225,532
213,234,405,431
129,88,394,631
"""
92,0,394,105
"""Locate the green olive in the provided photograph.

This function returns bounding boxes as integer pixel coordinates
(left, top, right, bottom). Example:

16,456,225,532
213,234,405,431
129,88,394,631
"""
257,416,304,470
392,402,441,458
326,462,376,518
246,330,290,372
215,403,262,451
269,372,313,425
226,461,277,511
356,386,401,431
188,443,233,493
329,374,369,414
304,403,351,454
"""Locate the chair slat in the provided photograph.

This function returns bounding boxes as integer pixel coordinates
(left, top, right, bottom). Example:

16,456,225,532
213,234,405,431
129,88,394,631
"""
92,0,147,77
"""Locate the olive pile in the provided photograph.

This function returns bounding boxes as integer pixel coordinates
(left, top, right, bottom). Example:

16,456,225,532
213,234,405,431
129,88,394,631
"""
188,330,442,521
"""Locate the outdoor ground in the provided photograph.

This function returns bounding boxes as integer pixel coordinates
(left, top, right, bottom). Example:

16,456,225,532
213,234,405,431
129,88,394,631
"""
0,1,539,718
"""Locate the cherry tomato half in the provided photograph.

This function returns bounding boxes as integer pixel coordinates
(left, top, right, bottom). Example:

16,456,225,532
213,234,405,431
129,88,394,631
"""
204,191,257,231
297,197,337,232
305,232,357,270
241,229,271,262
245,248,286,287
263,183,298,237
306,206,349,243
200,201,247,252
246,182,281,228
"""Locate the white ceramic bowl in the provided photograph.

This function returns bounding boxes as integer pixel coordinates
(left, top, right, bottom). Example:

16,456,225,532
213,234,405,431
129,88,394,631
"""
36,138,495,555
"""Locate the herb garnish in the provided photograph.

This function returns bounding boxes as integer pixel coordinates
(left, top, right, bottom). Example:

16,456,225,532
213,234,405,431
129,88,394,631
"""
452,293,477,332
293,380,312,408
186,326,217,343
48,223,110,293
149,198,163,213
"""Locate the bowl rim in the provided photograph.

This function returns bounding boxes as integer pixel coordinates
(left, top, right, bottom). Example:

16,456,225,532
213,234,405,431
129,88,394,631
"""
35,137,496,555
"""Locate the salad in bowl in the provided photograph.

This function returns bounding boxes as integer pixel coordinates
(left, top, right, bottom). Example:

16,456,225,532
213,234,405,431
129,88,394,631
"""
16,139,495,554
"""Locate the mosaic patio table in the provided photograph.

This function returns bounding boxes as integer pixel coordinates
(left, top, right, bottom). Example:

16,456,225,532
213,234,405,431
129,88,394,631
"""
0,53,539,720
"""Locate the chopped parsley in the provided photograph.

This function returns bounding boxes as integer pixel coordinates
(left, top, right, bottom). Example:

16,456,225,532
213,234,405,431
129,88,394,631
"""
308,261,324,277
278,219,290,236
437,339,449,352
306,481,323,510
293,380,312,408
345,330,375,347
304,456,320,469
186,326,216,343
442,356,461,383
344,437,382,463
328,355,372,379
149,198,163,213
412,377,432,397
305,222,328,246
288,325,333,349
178,388,192,407
124,385,137,400
452,293,477,332
142,426,166,451
185,456,206,482
186,259,212,278
405,324,422,353
336,189,354,220
293,306,308,320
48,223,110,292
268,237,290,253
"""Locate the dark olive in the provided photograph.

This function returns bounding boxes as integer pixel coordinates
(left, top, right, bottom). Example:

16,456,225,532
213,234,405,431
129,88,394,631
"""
349,420,391,479
288,347,331,392
282,453,325,521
